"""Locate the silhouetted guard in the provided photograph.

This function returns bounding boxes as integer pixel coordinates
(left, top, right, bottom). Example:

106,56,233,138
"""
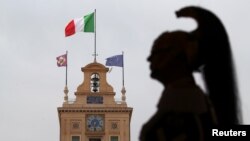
140,6,241,141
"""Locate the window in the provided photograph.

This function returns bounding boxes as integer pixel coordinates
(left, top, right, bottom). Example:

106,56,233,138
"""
72,136,80,141
110,136,118,141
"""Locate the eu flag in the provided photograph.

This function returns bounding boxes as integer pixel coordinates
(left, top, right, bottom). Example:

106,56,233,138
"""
106,55,123,67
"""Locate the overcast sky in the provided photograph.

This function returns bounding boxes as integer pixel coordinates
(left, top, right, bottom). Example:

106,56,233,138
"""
1,0,250,141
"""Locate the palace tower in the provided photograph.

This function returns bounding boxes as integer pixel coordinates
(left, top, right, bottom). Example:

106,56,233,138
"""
57,62,133,141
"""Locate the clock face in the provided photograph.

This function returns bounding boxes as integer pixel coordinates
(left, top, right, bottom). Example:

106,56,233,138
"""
87,115,104,132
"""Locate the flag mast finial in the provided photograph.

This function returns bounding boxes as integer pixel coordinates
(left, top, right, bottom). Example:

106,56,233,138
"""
64,50,68,102
122,51,125,87
64,85,69,103
121,51,126,104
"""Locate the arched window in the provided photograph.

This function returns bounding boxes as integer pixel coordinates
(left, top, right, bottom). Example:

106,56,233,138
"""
91,73,100,92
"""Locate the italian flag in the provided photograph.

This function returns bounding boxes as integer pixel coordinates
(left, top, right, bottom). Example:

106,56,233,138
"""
65,12,94,37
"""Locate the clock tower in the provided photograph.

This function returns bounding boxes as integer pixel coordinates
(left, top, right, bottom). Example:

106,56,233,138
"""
57,62,133,141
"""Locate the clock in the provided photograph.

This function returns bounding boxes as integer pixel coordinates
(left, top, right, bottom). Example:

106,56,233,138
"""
87,115,104,132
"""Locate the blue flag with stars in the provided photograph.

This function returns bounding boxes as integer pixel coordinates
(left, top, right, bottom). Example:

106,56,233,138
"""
105,55,123,67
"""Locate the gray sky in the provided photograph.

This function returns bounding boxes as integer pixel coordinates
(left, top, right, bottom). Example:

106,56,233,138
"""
1,0,250,141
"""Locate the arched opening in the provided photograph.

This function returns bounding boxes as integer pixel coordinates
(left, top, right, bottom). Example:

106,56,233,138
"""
91,73,100,92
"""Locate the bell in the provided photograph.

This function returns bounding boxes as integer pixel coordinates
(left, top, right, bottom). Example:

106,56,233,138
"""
91,77,99,81
92,88,98,92
92,82,99,87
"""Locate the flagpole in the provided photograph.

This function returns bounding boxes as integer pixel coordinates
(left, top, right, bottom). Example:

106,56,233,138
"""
121,51,126,103
94,9,97,62
122,51,125,87
66,50,68,86
64,51,69,103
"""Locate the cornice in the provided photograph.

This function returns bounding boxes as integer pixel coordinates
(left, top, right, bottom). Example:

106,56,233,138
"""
58,107,133,113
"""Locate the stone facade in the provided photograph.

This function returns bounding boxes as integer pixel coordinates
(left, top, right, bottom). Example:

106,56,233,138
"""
58,62,133,141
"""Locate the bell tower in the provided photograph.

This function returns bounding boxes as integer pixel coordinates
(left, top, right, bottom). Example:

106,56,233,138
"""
57,62,133,141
